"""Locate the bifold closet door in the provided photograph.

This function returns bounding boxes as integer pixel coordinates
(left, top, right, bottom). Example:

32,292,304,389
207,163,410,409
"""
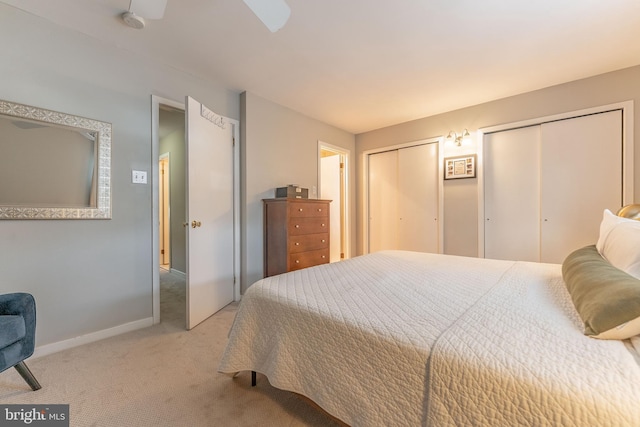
368,150,398,252
397,143,439,252
540,110,622,263
484,126,541,261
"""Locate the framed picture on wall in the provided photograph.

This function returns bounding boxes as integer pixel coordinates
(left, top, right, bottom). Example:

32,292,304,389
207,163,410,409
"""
444,154,476,180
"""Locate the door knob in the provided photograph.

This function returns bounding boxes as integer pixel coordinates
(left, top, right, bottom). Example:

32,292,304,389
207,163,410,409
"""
191,220,202,228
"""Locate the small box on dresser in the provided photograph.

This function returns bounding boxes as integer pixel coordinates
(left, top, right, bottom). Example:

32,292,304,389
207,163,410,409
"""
275,185,309,199
263,198,331,277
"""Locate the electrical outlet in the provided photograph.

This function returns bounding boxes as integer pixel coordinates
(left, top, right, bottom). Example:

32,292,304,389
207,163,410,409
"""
132,170,147,184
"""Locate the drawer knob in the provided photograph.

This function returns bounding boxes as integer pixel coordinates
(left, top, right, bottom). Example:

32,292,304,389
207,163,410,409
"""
321,255,326,259
295,225,300,228
295,242,300,246
299,208,303,212
295,260,300,264
321,223,325,227
321,239,325,243
317,208,322,212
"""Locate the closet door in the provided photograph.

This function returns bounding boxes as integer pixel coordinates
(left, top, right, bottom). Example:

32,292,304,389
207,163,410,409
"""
484,126,541,261
368,150,398,252
540,111,622,263
397,143,439,252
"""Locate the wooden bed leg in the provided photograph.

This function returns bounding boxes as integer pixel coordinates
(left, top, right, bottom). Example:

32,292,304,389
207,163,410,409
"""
251,371,256,387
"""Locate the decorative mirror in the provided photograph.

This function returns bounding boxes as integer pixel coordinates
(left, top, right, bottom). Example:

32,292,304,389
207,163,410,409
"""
0,99,111,219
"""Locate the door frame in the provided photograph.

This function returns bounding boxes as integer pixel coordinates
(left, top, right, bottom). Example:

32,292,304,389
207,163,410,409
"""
361,137,443,254
476,100,634,258
317,141,351,260
151,95,241,325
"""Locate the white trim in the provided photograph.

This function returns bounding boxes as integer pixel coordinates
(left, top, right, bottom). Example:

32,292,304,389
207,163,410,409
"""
169,268,186,279
32,317,154,359
318,140,352,260
476,132,485,258
437,137,445,255
361,137,443,254
229,118,242,302
477,101,634,258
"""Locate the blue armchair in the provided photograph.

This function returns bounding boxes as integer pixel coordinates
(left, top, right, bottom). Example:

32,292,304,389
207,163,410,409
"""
0,293,41,390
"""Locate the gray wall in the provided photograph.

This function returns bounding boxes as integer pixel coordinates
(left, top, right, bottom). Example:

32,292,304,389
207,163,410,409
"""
241,92,356,292
356,65,640,256
0,5,239,347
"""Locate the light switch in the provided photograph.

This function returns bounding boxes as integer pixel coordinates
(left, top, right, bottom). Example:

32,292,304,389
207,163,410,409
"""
132,170,147,184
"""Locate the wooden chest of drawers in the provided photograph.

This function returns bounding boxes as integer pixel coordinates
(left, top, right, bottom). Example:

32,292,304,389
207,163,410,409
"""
263,198,331,277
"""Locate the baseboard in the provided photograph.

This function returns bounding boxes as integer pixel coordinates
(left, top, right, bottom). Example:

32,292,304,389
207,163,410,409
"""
169,268,186,279
32,317,154,359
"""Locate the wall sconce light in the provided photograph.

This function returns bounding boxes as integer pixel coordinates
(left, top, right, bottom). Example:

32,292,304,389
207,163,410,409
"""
446,129,471,146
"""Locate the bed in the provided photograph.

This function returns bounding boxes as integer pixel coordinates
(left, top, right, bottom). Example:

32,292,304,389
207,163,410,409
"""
218,209,640,426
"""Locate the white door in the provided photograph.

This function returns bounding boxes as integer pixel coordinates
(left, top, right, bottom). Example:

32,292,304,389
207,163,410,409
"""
397,143,439,253
185,96,234,330
368,150,398,252
540,111,622,263
484,126,541,261
320,154,341,262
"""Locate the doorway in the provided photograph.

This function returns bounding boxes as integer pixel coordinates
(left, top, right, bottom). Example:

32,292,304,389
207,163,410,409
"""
157,103,187,327
151,95,241,327
318,141,350,261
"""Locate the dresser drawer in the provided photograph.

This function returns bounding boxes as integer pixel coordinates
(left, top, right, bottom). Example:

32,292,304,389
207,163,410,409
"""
288,216,329,235
289,202,329,218
289,233,329,253
289,249,330,271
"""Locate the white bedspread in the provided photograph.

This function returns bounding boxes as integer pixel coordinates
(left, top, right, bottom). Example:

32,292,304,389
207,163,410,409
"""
218,251,640,426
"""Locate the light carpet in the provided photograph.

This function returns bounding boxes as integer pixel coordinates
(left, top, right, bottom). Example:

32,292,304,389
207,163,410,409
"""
0,270,345,426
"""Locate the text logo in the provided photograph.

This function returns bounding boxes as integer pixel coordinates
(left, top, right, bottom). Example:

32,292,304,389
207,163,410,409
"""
1,405,69,426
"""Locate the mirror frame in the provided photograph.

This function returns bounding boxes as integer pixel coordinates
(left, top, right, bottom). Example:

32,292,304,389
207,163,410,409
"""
0,99,112,219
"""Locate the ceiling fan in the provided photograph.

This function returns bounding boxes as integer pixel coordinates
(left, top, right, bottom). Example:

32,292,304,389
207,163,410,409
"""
243,0,291,33
120,0,290,33
121,0,168,30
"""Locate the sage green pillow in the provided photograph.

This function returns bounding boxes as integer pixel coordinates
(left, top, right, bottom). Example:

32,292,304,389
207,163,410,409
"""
562,245,640,340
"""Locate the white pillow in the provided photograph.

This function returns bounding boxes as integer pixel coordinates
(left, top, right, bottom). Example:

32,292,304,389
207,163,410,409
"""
596,209,640,279
596,209,625,254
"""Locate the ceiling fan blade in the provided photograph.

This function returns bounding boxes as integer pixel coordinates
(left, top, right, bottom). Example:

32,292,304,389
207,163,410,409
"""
243,0,291,33
129,0,168,19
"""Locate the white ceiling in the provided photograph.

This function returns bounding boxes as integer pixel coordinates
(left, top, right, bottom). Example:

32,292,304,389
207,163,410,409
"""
4,0,640,134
